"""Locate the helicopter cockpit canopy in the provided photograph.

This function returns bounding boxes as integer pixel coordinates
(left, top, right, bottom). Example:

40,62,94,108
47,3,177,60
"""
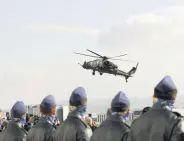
83,59,103,69
103,60,118,69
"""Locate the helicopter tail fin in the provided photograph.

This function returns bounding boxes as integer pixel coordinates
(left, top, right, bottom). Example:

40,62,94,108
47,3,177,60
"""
128,63,139,76
124,63,139,82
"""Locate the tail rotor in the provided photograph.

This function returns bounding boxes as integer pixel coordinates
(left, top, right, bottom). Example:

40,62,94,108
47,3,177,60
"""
125,62,139,82
128,62,139,76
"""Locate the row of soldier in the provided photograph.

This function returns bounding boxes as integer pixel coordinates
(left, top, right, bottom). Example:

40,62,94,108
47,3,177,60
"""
0,75,183,141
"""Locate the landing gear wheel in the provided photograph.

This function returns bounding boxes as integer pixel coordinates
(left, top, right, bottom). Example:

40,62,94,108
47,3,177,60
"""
92,71,95,75
125,76,128,82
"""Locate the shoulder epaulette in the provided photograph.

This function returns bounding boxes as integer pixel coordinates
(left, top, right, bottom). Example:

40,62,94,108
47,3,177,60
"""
172,111,183,118
20,127,28,135
124,123,130,128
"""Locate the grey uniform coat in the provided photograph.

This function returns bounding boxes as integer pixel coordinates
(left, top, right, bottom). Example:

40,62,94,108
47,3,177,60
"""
0,120,27,141
54,111,92,141
26,118,56,141
90,113,130,141
128,105,184,141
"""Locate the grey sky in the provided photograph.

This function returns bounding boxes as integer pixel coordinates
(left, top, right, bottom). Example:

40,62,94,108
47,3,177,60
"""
1,0,184,112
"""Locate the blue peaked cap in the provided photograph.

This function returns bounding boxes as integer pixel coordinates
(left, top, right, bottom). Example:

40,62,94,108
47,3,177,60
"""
111,91,130,112
70,87,87,106
11,101,26,118
40,95,56,110
154,75,177,100
155,75,177,92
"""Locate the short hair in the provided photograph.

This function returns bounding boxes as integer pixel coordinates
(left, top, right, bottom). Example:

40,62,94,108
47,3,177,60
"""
153,88,177,100
69,99,87,106
15,112,26,118
40,105,56,115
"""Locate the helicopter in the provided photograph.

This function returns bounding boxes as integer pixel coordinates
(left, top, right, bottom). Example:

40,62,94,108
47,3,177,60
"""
74,49,139,82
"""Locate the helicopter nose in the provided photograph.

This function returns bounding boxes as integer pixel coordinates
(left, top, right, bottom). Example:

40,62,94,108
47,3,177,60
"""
83,61,87,68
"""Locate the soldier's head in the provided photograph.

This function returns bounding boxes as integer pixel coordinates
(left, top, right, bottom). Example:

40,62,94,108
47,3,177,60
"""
85,116,93,126
111,91,130,116
142,106,151,114
153,75,177,102
40,95,56,116
69,87,87,113
11,101,26,119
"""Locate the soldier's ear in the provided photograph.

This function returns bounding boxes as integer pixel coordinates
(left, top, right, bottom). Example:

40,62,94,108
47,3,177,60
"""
152,96,158,103
69,105,76,111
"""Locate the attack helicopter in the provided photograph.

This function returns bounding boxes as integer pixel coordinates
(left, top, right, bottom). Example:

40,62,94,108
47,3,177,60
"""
74,49,139,82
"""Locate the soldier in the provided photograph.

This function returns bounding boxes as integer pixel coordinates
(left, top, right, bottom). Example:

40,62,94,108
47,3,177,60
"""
129,75,184,141
91,91,130,141
26,95,57,141
85,116,98,132
24,114,34,132
6,112,11,121
54,87,92,141
0,101,27,141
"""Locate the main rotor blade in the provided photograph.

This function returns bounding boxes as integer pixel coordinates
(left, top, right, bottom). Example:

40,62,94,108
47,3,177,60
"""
108,54,127,59
109,58,138,63
74,52,100,58
86,49,104,58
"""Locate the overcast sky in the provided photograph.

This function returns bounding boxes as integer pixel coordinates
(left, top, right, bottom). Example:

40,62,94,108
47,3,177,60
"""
1,0,184,111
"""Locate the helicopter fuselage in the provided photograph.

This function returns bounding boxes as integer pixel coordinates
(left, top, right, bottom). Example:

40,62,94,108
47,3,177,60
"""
82,59,117,70
81,59,120,75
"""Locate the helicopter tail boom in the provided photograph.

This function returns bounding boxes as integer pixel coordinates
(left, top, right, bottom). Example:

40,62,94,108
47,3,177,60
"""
115,63,138,82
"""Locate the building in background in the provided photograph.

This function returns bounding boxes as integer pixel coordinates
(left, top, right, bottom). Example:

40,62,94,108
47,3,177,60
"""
56,105,69,122
88,113,97,122
26,105,41,116
97,113,106,123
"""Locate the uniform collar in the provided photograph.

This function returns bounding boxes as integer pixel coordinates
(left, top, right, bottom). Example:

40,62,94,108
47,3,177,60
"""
108,113,123,122
68,110,84,120
39,117,52,124
152,104,169,111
